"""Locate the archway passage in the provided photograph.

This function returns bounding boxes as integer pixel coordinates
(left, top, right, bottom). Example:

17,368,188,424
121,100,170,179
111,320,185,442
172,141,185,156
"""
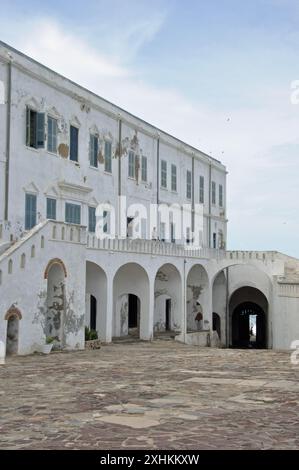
113,263,149,340
154,263,182,337
90,295,97,331
85,262,107,341
232,302,266,348
6,316,19,355
213,312,221,340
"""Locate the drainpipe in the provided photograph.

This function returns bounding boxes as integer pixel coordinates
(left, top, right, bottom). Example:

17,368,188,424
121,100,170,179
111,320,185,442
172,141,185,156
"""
225,266,229,347
208,162,212,248
4,61,12,221
156,136,160,205
117,117,122,236
191,156,195,233
183,258,187,343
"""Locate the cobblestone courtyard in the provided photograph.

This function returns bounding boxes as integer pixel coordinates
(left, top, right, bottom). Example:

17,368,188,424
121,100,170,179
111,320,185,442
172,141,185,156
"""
1,341,299,450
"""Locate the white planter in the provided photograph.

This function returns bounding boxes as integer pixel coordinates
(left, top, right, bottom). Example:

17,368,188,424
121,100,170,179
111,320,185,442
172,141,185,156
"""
41,343,53,354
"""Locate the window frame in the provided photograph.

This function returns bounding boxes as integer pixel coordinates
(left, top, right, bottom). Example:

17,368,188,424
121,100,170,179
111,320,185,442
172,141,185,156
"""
89,134,99,168
186,170,192,200
141,155,147,182
128,150,135,179
25,193,37,230
171,164,177,192
104,140,112,173
199,176,204,204
47,115,58,154
46,197,57,220
211,181,216,205
65,202,81,225
70,125,79,162
161,160,167,189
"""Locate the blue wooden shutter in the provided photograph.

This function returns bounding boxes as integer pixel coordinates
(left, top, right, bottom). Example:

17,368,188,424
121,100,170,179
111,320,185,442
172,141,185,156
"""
37,113,45,148
25,194,37,230
70,126,79,161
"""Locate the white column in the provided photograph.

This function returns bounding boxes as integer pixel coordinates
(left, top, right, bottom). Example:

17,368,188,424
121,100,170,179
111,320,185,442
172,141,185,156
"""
102,275,113,343
140,277,155,341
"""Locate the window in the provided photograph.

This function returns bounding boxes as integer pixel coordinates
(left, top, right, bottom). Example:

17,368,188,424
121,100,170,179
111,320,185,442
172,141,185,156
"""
213,232,217,249
26,108,45,149
186,170,192,200
103,211,110,234
161,160,167,188
90,134,98,168
141,218,147,239
46,198,56,220
65,203,81,225
212,181,216,205
88,206,96,233
104,141,112,173
141,156,147,182
70,125,79,161
219,184,223,207
171,164,177,192
170,222,175,243
128,151,135,178
25,194,37,230
199,176,204,204
160,222,166,241
47,116,57,153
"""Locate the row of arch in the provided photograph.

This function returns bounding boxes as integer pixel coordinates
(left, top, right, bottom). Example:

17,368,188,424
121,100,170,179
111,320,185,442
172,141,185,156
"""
3,256,270,356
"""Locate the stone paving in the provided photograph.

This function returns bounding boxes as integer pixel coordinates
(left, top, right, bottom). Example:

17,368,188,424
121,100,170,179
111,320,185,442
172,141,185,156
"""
1,340,299,450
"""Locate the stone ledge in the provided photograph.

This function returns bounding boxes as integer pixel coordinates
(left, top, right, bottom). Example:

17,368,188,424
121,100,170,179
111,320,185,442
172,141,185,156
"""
85,339,101,350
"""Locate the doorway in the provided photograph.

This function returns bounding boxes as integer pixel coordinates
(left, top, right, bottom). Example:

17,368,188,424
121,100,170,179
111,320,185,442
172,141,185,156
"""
165,299,171,331
6,316,19,355
90,295,97,331
232,302,266,348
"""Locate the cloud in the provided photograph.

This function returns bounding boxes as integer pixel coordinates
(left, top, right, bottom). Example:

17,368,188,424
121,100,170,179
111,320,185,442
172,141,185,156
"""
1,14,298,257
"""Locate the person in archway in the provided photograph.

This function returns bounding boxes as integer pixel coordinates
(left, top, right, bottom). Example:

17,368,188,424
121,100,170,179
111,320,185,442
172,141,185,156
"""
195,302,203,331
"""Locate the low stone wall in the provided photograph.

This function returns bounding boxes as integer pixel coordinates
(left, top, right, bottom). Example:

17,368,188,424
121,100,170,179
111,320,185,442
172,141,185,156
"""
85,339,101,350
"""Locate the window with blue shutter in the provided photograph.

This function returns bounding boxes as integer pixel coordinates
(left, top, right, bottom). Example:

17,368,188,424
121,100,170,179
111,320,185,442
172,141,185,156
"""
141,156,147,182
90,134,98,168
161,160,167,188
25,194,37,230
212,181,216,205
199,176,204,204
104,141,112,173
47,116,57,153
46,198,56,220
70,126,79,161
186,170,192,199
65,203,81,224
219,184,223,207
26,108,45,149
88,206,96,233
128,151,135,178
171,164,177,191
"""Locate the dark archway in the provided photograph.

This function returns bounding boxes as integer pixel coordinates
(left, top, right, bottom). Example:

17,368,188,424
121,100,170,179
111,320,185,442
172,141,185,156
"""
128,294,140,334
6,316,19,355
213,312,221,340
90,295,97,331
232,302,266,349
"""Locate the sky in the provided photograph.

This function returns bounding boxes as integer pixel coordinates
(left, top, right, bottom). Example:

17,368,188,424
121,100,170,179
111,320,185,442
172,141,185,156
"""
1,0,299,257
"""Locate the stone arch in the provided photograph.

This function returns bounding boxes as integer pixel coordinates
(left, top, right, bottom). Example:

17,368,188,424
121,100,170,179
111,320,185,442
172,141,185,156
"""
5,306,22,321
5,307,22,356
85,261,108,341
44,258,67,279
229,286,268,349
113,263,149,340
45,260,66,344
154,263,182,335
186,264,209,332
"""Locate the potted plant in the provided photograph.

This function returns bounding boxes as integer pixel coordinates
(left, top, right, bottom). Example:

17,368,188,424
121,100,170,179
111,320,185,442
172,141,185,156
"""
41,336,55,354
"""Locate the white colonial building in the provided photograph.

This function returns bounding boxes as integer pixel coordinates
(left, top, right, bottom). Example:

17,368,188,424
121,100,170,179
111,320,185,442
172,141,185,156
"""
0,41,299,358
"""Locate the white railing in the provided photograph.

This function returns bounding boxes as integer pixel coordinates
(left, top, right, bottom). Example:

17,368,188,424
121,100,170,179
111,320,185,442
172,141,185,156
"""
86,236,227,260
86,236,279,263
